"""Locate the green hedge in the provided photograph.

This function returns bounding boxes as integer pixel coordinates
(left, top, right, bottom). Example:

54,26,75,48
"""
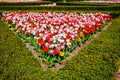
57,1,120,6
56,2,109,6
0,6,120,11
1,1,119,7
0,2,52,6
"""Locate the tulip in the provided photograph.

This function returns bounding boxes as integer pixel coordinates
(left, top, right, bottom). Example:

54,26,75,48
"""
40,41,45,47
46,36,50,41
61,45,65,49
79,32,84,38
45,42,50,47
3,12,112,57
77,36,81,42
38,38,42,43
67,34,71,38
42,47,49,53
53,49,60,55
50,50,54,55
90,26,95,33
59,52,64,57
49,44,54,49
84,25,90,31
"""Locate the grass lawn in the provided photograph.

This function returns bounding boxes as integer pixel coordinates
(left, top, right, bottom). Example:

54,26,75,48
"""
0,14,120,80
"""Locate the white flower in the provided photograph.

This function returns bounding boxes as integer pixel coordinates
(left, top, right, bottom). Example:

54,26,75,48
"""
54,44,57,47
69,26,73,29
66,42,71,46
60,25,64,28
45,43,49,47
42,24,46,28
51,30,54,34
66,29,70,33
42,36,46,41
22,27,25,31
34,36,38,40
56,26,59,29
71,35,75,39
74,31,78,34
32,31,36,35
74,27,78,31
39,33,43,37
54,30,57,33
41,28,44,32
49,44,54,48
53,40,56,43
60,39,64,43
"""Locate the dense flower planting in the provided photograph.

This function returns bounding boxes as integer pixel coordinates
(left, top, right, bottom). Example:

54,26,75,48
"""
2,12,112,67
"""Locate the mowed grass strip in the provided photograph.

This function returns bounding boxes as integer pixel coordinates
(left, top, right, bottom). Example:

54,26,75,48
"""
0,15,120,80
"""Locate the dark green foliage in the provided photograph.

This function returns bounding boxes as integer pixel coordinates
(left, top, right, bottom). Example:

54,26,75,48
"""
56,2,109,6
110,13,120,19
0,1,52,6
0,5,120,13
0,2,120,15
0,1,119,6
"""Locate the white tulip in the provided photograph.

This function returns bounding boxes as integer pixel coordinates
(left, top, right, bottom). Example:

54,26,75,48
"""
49,44,54,48
42,37,46,41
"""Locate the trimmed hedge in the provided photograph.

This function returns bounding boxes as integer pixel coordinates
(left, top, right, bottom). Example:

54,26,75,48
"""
0,6,120,11
1,1,119,7
56,2,109,6
0,2,52,6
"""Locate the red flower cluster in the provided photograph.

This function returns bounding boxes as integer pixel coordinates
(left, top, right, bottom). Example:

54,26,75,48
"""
2,12,112,56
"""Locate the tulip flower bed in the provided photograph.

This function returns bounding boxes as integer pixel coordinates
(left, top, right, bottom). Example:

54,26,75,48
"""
1,12,112,67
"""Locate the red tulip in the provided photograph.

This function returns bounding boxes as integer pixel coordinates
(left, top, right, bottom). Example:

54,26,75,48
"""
49,33,53,38
96,23,102,28
38,38,42,43
63,38,66,42
84,25,90,31
53,49,60,55
95,22,102,28
67,34,71,38
85,32,90,36
100,19,103,23
90,26,95,33
42,47,49,52
37,32,40,36
46,36,50,41
81,19,85,22
8,19,12,23
40,41,45,47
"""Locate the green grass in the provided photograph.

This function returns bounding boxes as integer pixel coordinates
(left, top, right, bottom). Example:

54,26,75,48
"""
0,15,120,80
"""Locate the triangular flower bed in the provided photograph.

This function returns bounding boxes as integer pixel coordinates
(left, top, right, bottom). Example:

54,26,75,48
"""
1,12,112,70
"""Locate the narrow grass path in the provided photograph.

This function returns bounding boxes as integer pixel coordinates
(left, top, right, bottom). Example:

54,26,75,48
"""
0,16,120,80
